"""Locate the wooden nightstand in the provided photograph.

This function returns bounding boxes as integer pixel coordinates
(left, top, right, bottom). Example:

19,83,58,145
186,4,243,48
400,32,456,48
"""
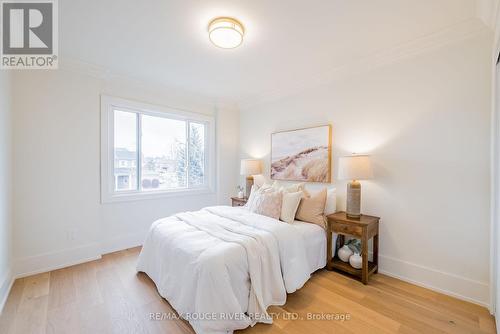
231,197,248,207
326,211,380,284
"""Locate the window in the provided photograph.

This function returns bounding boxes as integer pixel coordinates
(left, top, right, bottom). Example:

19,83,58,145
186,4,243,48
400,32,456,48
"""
101,96,214,203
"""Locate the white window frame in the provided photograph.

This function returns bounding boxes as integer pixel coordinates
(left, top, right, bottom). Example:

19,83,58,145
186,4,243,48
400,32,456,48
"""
100,95,215,203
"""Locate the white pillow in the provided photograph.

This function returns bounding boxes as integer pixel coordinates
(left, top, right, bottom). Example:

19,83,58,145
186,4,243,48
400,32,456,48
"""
252,174,267,188
280,191,303,224
245,185,258,208
324,188,337,215
272,180,306,193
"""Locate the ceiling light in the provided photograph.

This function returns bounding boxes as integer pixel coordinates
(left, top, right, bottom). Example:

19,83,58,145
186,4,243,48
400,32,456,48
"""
208,17,244,49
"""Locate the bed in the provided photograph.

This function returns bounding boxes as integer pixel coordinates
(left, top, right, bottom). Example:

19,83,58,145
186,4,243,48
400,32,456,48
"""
137,205,337,334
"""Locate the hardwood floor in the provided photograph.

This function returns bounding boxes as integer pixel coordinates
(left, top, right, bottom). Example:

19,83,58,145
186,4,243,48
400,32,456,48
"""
0,247,495,334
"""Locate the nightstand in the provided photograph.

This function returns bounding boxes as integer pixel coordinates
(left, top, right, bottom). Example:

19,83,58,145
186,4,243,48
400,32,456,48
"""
231,197,248,207
326,211,380,284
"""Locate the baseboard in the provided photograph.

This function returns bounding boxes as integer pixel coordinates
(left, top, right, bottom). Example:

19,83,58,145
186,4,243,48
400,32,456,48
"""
6,238,490,310
378,254,489,308
12,233,145,279
0,268,13,315
13,242,102,279
100,232,145,255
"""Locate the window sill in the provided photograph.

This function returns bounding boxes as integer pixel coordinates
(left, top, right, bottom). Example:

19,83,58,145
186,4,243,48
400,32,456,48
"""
101,187,215,204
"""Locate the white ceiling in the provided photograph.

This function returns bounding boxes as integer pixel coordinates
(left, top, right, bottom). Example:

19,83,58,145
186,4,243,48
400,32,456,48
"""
60,0,484,106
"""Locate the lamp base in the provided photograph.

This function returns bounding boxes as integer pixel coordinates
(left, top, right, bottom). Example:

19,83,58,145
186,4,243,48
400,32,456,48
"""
346,180,361,219
245,176,254,198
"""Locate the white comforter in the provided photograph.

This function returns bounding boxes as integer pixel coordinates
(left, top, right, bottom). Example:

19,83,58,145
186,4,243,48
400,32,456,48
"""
136,206,311,334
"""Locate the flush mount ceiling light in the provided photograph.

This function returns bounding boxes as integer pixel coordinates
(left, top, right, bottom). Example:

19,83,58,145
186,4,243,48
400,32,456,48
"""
208,17,244,49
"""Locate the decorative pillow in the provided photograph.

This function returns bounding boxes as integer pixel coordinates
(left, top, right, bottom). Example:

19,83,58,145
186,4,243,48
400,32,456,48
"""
272,181,309,197
253,174,267,188
295,188,327,227
260,183,273,191
280,191,303,224
245,185,259,208
248,189,283,220
324,188,337,216
246,184,273,207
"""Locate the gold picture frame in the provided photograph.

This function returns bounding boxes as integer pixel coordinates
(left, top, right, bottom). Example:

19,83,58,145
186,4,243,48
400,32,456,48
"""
271,125,332,183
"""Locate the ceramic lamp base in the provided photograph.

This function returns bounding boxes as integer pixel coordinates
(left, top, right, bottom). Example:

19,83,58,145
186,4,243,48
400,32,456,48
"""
346,180,361,219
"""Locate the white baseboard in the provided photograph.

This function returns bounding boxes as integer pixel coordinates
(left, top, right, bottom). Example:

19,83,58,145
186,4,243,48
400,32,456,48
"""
11,233,146,279
4,238,490,313
0,236,144,313
0,268,13,315
100,232,145,255
13,242,102,279
378,254,489,308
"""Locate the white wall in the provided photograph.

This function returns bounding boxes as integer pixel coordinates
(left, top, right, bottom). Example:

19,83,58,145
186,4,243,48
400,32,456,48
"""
240,32,492,306
0,70,13,311
490,0,500,319
494,59,500,325
11,68,240,276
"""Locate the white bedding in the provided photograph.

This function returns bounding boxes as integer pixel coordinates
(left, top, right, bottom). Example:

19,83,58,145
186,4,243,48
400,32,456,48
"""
136,206,317,334
290,220,337,273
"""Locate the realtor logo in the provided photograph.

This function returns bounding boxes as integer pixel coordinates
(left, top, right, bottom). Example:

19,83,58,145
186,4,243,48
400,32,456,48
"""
1,0,58,69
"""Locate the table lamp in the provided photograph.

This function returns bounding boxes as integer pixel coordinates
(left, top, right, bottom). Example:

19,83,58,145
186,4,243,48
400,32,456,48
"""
338,155,373,219
240,159,262,198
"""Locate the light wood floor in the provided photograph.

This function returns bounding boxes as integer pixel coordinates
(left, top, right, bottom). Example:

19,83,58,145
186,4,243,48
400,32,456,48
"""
0,247,495,334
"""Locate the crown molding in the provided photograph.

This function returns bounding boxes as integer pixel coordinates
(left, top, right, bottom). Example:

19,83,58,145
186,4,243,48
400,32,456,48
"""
238,18,490,110
58,58,110,80
58,18,490,112
58,58,238,112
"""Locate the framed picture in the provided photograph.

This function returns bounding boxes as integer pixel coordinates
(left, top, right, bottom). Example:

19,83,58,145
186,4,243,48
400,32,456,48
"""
271,125,332,183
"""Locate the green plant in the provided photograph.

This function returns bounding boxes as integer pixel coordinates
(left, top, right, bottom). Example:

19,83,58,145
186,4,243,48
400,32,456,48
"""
346,239,361,253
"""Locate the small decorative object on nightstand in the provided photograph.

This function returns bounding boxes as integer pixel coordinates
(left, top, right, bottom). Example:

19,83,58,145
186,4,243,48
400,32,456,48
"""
231,197,248,207
326,211,380,284
338,245,353,262
349,253,363,269
240,159,262,198
236,185,245,199
338,155,373,219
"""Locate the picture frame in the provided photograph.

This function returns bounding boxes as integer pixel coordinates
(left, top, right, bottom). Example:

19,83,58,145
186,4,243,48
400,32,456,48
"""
271,125,332,183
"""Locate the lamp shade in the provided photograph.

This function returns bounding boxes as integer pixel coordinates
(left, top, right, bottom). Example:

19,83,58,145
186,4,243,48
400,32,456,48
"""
240,159,262,176
338,155,373,180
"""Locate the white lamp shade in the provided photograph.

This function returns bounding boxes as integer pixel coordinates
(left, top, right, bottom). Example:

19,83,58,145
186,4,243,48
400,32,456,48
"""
338,155,374,180
240,159,262,176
